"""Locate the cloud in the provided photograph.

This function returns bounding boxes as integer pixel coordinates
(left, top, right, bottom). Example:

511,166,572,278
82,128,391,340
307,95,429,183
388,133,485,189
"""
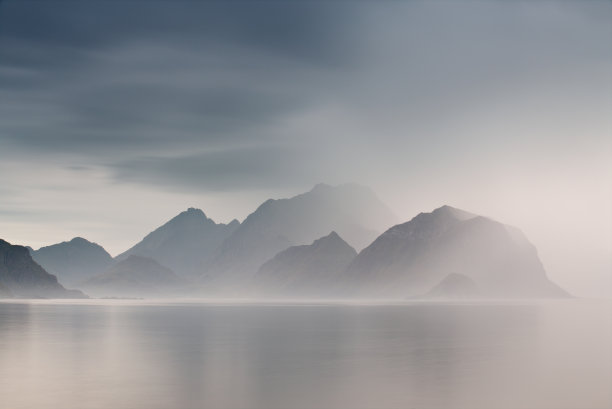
111,144,317,192
0,0,363,157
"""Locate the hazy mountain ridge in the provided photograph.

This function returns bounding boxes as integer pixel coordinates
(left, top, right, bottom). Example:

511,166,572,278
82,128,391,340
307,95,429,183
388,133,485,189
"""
82,255,189,298
252,231,357,297
200,183,397,290
344,205,569,298
116,208,240,278
31,237,113,287
9,186,569,300
0,239,86,298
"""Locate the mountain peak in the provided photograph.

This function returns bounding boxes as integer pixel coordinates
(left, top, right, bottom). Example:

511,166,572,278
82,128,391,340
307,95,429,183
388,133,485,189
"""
312,231,343,245
115,206,240,278
67,237,105,248
177,207,207,219
30,237,113,287
227,219,240,227
163,207,214,228
431,205,475,221
253,231,358,296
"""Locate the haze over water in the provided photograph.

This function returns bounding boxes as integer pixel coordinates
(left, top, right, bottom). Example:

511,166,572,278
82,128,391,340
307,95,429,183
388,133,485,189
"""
0,299,609,409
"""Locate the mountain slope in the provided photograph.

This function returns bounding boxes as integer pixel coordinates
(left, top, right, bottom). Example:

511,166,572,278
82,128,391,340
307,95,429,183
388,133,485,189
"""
418,273,481,299
31,237,113,287
82,255,188,298
252,231,357,297
344,205,568,298
201,184,396,290
0,239,86,298
116,208,239,278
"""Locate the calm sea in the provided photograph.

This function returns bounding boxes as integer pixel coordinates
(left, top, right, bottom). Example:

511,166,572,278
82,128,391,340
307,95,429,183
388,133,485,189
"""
0,299,609,409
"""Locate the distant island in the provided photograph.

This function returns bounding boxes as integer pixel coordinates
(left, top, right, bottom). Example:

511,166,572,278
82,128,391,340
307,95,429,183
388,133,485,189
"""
1,184,568,300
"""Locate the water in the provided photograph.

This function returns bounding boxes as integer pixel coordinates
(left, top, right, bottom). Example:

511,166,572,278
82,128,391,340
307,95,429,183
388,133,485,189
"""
0,299,609,409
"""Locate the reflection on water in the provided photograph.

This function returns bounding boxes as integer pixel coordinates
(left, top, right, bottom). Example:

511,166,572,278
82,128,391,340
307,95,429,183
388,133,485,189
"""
0,300,609,409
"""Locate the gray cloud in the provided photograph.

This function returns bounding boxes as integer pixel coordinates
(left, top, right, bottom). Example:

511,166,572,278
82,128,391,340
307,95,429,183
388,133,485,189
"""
111,144,318,192
1,0,608,195
0,0,365,157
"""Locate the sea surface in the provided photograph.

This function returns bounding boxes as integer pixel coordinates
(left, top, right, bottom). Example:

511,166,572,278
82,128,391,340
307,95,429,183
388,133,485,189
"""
0,299,609,409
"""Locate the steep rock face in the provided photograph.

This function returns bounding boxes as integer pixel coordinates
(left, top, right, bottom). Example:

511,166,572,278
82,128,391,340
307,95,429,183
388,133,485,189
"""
0,239,86,298
31,237,113,287
82,255,188,298
252,231,357,297
116,208,239,279
345,206,568,298
201,184,396,290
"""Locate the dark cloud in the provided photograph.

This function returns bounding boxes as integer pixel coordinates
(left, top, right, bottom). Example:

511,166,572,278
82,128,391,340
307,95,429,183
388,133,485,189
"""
0,0,359,67
0,0,609,191
0,0,365,158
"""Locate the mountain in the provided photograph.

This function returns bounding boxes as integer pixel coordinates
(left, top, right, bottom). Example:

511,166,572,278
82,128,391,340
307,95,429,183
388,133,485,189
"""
116,208,239,278
344,205,569,298
418,273,481,299
201,183,396,291
31,237,113,287
0,239,86,298
81,255,189,298
251,231,357,297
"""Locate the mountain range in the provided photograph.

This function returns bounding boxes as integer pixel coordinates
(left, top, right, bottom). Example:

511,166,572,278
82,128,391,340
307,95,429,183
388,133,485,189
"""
3,184,569,299
200,183,396,291
0,239,85,298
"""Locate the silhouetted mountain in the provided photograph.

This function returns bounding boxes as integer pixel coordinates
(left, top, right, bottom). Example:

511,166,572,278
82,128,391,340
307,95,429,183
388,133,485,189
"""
117,208,239,278
81,255,189,298
0,239,86,298
344,205,569,298
419,273,481,299
252,231,357,297
31,237,113,287
201,184,396,290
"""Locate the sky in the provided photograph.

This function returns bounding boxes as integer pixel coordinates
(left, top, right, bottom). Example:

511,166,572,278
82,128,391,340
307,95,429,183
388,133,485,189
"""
0,0,610,297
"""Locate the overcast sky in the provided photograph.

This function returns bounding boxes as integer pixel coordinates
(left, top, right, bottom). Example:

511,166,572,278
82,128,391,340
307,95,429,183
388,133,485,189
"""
0,0,610,297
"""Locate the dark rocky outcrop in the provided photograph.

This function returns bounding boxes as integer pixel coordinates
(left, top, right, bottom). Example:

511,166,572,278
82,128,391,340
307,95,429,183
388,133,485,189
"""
0,239,86,298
